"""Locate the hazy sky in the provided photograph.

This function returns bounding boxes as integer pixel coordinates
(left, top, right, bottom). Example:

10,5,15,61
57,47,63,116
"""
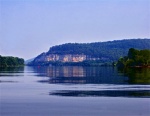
0,0,150,60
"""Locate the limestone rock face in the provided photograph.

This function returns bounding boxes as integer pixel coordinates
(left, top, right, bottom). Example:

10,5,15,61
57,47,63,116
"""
35,54,87,62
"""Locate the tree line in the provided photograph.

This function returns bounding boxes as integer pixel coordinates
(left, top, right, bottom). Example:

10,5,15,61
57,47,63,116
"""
117,48,150,68
0,55,24,67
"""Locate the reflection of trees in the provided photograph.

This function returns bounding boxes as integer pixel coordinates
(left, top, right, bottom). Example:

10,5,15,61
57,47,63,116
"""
50,90,150,98
36,66,148,84
0,67,24,78
0,66,24,72
118,68,150,84
34,66,127,84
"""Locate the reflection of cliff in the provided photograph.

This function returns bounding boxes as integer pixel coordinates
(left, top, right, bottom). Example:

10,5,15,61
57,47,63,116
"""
46,66,85,77
34,66,128,84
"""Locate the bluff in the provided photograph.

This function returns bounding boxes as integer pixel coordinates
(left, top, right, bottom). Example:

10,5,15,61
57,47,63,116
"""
28,39,150,66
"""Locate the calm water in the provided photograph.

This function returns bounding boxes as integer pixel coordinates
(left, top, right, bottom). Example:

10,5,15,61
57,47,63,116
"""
0,66,150,116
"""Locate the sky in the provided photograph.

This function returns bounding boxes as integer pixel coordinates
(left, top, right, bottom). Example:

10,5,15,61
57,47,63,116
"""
0,0,150,60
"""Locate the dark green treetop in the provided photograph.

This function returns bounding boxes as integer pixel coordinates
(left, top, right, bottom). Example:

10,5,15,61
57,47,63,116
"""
117,48,150,68
0,55,24,67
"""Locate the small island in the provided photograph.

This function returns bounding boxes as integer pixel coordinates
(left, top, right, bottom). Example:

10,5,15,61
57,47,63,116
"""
0,55,24,67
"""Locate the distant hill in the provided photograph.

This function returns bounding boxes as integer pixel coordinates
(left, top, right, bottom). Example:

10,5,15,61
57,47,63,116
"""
25,58,34,65
28,39,150,66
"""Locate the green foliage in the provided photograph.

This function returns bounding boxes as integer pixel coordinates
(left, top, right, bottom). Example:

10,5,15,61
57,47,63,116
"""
0,55,24,67
117,48,150,68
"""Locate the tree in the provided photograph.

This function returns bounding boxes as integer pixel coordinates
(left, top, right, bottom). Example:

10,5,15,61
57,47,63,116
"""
117,48,150,68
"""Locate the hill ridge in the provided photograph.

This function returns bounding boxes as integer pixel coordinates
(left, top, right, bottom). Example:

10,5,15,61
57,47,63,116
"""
28,39,150,65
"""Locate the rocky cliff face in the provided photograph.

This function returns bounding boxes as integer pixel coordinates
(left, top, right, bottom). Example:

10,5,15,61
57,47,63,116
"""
46,54,87,62
34,54,88,62
33,53,101,63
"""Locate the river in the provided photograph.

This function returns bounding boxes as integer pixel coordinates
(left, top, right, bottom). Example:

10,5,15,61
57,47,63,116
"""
0,66,150,116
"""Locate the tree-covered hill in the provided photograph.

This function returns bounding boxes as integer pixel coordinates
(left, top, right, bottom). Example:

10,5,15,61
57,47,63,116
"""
0,56,24,67
47,39,150,61
29,39,150,66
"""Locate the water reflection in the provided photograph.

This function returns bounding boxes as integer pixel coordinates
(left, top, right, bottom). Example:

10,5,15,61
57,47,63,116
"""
32,66,150,84
0,67,24,77
0,67,24,72
118,68,150,84
1,66,150,98
2,66,148,85
50,90,150,98
0,80,17,83
33,66,128,84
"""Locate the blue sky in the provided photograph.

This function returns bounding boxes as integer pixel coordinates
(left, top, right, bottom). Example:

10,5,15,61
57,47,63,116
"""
0,0,150,60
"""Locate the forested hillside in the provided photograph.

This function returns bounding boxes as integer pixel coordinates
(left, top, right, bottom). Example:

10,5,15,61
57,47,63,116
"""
47,39,150,61
29,39,150,66
0,56,24,67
